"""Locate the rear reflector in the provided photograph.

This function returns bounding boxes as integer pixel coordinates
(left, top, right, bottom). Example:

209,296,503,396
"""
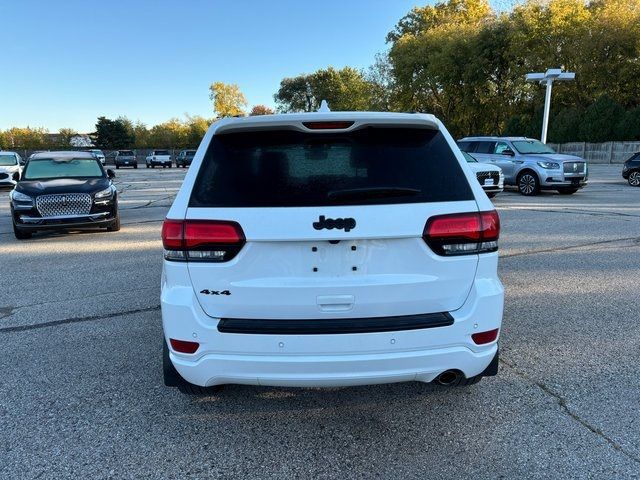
162,219,245,262
169,338,200,354
471,328,500,345
302,121,354,130
424,210,500,256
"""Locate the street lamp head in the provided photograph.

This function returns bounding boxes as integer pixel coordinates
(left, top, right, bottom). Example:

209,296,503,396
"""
544,68,563,78
525,73,545,82
556,72,576,81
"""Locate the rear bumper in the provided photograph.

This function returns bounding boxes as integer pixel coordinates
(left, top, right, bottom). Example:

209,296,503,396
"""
170,343,498,387
161,255,504,387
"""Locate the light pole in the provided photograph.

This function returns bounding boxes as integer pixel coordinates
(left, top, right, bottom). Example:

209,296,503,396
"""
525,68,575,144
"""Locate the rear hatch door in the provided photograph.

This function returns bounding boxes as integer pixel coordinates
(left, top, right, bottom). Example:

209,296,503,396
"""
186,124,479,319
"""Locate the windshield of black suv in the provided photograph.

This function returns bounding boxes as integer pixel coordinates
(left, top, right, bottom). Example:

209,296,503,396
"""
190,127,473,207
512,140,556,154
462,152,478,163
0,154,18,166
119,150,134,155
154,150,170,155
23,158,104,180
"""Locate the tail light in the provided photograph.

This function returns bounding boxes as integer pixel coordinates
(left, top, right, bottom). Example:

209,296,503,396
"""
170,338,200,354
472,328,499,345
423,210,499,256
162,219,245,262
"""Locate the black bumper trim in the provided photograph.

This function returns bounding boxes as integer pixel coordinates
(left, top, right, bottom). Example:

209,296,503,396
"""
217,312,454,335
16,217,116,230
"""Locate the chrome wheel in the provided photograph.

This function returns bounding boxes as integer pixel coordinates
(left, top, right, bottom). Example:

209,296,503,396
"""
629,171,640,187
518,173,539,196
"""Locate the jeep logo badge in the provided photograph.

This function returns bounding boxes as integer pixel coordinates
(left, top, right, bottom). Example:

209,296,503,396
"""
313,215,356,232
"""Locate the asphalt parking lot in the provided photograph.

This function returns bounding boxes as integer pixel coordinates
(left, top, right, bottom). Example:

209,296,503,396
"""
0,165,638,479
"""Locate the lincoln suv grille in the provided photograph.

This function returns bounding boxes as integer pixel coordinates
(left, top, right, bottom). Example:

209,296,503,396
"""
563,162,585,174
476,171,500,185
36,193,92,217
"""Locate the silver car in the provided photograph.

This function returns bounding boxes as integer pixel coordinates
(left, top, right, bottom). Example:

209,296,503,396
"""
457,136,588,196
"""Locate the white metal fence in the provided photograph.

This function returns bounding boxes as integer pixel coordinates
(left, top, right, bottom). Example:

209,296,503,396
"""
548,141,640,164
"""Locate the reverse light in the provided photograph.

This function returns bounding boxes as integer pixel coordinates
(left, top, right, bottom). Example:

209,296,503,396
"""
170,338,200,354
472,328,500,345
424,210,500,256
161,219,245,262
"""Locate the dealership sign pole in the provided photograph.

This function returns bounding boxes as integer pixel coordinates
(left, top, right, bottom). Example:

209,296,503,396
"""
525,69,575,144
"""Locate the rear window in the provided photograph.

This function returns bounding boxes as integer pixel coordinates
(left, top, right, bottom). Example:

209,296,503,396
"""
119,150,134,155
189,127,473,207
154,150,170,155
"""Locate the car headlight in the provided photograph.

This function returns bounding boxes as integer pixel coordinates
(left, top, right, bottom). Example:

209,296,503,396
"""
537,161,560,169
95,186,114,199
11,190,33,204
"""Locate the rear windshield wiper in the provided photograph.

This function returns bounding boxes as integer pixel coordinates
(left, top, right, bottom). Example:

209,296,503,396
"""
327,187,421,201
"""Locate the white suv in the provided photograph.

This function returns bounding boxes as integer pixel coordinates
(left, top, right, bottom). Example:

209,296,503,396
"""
161,111,504,394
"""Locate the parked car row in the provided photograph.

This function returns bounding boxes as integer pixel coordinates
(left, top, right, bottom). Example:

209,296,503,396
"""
112,149,197,169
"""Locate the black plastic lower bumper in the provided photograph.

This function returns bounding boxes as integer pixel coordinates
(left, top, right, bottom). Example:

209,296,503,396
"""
217,312,454,335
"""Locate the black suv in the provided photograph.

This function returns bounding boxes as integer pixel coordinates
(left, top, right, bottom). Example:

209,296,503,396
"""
176,149,196,168
622,152,640,187
10,151,120,239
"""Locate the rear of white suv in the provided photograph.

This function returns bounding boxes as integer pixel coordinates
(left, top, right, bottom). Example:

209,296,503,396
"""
161,112,504,394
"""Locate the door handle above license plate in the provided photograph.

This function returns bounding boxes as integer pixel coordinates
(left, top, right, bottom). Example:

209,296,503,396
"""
317,295,355,312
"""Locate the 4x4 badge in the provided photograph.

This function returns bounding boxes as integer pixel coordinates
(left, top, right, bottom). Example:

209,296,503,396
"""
313,215,356,232
200,289,231,296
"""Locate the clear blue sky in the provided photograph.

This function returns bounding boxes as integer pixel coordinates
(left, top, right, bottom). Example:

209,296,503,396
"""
0,0,420,132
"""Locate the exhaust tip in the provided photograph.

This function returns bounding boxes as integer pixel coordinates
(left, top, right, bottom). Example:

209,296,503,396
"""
435,370,461,386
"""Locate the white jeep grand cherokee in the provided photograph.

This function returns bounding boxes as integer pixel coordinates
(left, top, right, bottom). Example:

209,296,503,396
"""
161,111,504,394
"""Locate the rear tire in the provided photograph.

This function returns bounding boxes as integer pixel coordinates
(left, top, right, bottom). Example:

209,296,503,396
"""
115,165,120,169
163,340,221,395
13,223,32,239
134,164,138,169
517,171,540,196
628,171,640,186
557,188,578,195
487,192,497,198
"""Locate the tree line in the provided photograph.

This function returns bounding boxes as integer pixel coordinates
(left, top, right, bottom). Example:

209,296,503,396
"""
3,0,640,149
273,0,640,143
